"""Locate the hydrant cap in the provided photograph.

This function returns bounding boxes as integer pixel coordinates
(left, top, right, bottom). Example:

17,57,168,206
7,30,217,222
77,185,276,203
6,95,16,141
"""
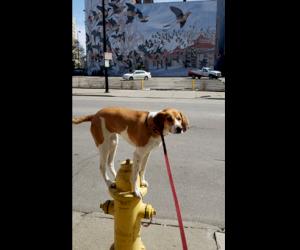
116,159,135,191
109,159,148,198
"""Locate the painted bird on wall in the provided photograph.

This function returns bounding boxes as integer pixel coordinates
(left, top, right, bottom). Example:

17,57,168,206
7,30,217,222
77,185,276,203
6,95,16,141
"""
125,3,149,24
91,30,102,43
109,2,126,14
136,8,149,23
169,6,191,28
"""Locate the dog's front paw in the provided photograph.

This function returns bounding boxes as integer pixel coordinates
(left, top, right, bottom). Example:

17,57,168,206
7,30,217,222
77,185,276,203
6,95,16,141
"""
141,179,149,187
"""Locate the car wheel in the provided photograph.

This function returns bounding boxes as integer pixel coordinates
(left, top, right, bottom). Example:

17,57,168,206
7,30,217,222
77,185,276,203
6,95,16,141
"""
209,74,213,79
129,77,133,80
198,76,201,79
192,75,195,79
144,76,148,80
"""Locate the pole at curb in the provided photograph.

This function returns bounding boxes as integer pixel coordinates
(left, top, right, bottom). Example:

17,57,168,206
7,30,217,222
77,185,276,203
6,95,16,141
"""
100,159,156,250
102,0,109,93
192,79,195,91
141,79,144,90
202,79,206,91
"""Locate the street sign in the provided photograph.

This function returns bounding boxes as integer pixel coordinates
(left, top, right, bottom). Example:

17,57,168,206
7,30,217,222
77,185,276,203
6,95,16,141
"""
104,59,110,67
104,52,112,60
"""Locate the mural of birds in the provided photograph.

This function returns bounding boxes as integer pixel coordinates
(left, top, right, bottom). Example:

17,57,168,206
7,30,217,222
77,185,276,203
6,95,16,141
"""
85,1,214,76
91,30,101,43
125,3,136,24
125,3,148,24
114,49,123,62
117,54,123,62
86,43,93,54
109,2,125,14
107,18,119,33
86,33,90,44
138,44,150,55
111,32,125,42
136,8,149,23
91,10,100,22
92,44,102,50
88,15,93,23
96,5,111,18
169,6,191,28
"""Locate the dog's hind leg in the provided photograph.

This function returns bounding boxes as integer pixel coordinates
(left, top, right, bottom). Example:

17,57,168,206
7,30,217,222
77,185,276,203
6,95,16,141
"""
107,134,118,180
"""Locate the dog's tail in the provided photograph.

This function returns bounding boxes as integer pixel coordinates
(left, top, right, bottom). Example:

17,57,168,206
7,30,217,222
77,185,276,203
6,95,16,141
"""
72,114,94,124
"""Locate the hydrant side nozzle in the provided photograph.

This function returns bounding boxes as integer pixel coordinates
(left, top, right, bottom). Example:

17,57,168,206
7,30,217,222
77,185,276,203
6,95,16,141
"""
100,200,114,215
141,203,156,219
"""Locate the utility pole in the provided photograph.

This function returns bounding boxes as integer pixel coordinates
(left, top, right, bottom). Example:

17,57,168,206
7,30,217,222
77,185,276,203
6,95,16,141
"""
102,0,109,93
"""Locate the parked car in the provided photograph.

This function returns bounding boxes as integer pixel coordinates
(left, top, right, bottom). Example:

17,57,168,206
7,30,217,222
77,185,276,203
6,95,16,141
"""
188,67,222,79
122,70,152,80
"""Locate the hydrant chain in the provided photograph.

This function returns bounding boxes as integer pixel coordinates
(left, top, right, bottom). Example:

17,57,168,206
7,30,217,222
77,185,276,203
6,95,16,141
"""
141,216,152,227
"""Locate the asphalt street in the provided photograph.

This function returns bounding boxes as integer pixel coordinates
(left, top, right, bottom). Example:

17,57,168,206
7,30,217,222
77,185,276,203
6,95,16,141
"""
72,95,225,227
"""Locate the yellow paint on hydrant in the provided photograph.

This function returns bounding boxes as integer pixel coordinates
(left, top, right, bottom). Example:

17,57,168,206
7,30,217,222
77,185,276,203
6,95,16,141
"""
100,159,156,250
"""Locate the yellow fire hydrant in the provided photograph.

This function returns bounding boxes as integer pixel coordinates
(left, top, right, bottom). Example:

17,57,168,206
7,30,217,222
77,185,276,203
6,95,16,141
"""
100,159,156,250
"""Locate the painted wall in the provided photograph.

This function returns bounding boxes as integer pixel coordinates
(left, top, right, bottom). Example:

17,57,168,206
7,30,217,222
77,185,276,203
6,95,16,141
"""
85,0,217,76
214,0,225,75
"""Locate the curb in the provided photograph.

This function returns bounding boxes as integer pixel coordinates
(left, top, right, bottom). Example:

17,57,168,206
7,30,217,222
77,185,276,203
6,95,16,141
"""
72,89,225,100
215,231,225,250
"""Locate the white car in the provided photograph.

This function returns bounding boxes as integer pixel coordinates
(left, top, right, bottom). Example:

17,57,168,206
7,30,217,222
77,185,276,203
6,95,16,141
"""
122,70,152,80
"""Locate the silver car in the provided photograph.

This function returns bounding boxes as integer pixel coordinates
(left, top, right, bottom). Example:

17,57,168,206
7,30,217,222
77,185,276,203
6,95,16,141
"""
122,70,152,80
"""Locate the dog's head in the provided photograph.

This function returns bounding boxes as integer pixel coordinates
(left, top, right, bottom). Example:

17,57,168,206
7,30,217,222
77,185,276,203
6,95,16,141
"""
153,108,189,135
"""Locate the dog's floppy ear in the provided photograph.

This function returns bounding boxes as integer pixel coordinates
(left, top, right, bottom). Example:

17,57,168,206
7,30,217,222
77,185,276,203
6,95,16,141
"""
153,112,167,134
180,112,189,132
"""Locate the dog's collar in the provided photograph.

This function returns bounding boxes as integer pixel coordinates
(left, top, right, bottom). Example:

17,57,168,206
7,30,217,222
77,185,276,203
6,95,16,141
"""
145,112,160,135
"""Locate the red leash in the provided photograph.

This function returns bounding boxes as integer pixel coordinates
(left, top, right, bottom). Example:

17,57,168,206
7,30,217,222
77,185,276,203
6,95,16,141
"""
160,133,188,250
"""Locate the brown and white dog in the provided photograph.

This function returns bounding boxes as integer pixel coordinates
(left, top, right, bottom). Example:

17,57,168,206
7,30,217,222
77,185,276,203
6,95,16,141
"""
73,107,189,198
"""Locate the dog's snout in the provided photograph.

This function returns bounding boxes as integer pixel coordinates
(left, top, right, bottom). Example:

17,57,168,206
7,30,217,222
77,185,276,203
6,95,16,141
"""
176,127,182,133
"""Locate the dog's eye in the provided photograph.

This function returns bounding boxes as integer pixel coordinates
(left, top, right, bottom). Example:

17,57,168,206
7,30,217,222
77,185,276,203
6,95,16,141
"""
177,117,181,121
167,116,173,122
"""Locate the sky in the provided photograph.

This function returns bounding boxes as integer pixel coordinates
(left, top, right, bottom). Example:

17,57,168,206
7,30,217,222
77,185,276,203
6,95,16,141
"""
73,0,86,51
72,0,201,53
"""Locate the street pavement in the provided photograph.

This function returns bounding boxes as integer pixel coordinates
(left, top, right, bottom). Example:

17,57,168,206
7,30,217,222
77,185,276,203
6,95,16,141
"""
72,88,225,250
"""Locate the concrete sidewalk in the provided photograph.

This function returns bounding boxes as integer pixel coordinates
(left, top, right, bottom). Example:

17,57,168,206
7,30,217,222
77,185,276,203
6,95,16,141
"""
73,211,225,250
72,88,225,100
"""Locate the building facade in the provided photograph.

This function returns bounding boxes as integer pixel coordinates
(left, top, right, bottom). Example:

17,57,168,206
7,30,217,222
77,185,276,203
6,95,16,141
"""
214,0,225,74
85,0,217,76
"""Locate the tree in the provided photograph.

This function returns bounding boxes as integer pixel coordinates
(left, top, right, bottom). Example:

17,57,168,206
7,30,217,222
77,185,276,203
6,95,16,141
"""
72,39,85,69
